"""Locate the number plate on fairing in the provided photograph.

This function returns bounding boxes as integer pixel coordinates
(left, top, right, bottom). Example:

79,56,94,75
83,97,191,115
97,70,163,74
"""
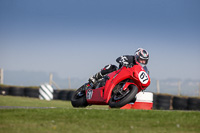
138,71,149,84
86,89,93,99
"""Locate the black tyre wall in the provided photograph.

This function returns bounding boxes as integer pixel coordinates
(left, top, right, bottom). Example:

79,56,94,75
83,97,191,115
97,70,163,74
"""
187,98,200,111
53,90,60,100
24,88,39,98
155,95,171,110
58,90,68,100
0,86,9,95
172,96,188,110
153,93,158,109
66,91,74,101
9,87,25,96
58,90,75,101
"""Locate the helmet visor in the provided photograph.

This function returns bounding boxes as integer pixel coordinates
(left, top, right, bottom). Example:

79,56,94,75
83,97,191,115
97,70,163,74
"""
138,58,148,65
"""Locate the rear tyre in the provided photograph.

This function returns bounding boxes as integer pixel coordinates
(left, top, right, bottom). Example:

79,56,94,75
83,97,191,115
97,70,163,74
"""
71,85,88,108
109,84,138,108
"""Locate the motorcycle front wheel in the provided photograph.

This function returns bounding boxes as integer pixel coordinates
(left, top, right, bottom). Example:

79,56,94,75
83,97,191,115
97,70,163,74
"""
109,84,138,108
71,85,88,108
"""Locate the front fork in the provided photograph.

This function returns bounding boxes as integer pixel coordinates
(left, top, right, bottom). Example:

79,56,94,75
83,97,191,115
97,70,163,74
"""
117,82,137,96
122,82,137,91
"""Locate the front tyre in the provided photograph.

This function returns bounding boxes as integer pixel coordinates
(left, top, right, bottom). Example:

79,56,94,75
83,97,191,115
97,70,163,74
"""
71,85,88,108
109,84,138,108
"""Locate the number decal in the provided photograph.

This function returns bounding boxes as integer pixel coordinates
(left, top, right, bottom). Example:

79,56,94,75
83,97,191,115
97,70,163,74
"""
86,90,93,99
138,71,149,84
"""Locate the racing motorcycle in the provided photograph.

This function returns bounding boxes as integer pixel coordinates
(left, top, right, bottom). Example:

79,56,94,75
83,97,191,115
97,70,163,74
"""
71,62,150,108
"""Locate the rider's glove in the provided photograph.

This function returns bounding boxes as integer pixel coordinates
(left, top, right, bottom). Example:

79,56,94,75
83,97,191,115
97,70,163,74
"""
122,61,128,66
123,62,133,68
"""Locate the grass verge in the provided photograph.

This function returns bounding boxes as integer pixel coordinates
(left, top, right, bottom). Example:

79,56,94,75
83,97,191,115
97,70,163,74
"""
0,96,200,133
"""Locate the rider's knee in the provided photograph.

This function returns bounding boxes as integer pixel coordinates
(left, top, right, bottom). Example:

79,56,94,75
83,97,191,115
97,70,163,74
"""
101,64,118,75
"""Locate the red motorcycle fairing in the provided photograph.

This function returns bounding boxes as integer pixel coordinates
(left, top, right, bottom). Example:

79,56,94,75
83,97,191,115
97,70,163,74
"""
86,82,137,105
86,63,150,105
86,87,106,105
131,64,150,90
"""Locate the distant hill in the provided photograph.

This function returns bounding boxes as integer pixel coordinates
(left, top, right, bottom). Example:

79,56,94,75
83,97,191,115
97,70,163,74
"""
3,70,86,89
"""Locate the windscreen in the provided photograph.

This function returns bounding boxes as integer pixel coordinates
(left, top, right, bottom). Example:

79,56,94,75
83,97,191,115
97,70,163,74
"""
143,66,149,75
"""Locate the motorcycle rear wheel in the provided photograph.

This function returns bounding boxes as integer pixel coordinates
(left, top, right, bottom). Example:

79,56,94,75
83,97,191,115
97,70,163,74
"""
71,85,88,108
109,84,138,108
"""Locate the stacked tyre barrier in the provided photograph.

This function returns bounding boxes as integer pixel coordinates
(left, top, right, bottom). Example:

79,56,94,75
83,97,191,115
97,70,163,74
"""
52,90,74,100
53,90,60,100
0,86,9,95
57,90,74,101
187,98,200,110
24,87,39,98
172,96,188,110
153,93,200,111
0,85,75,101
0,85,39,97
9,87,25,96
153,94,171,110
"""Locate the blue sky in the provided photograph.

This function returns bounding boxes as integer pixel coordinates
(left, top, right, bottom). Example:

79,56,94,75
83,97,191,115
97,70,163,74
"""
0,0,200,82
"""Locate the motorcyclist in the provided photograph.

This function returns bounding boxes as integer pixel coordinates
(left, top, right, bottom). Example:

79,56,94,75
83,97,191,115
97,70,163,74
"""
88,48,149,86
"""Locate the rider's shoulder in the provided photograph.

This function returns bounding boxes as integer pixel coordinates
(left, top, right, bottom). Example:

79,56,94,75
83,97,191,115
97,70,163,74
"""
122,55,133,57
120,55,134,59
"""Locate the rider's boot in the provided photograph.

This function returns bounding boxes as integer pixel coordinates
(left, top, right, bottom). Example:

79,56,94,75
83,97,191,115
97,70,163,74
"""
88,72,103,87
83,83,92,91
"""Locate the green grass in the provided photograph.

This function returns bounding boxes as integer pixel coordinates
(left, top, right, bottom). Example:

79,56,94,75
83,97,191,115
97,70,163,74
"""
0,95,69,108
0,96,200,133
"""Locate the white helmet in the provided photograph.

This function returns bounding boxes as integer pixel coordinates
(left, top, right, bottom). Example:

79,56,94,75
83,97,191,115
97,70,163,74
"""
135,48,149,65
